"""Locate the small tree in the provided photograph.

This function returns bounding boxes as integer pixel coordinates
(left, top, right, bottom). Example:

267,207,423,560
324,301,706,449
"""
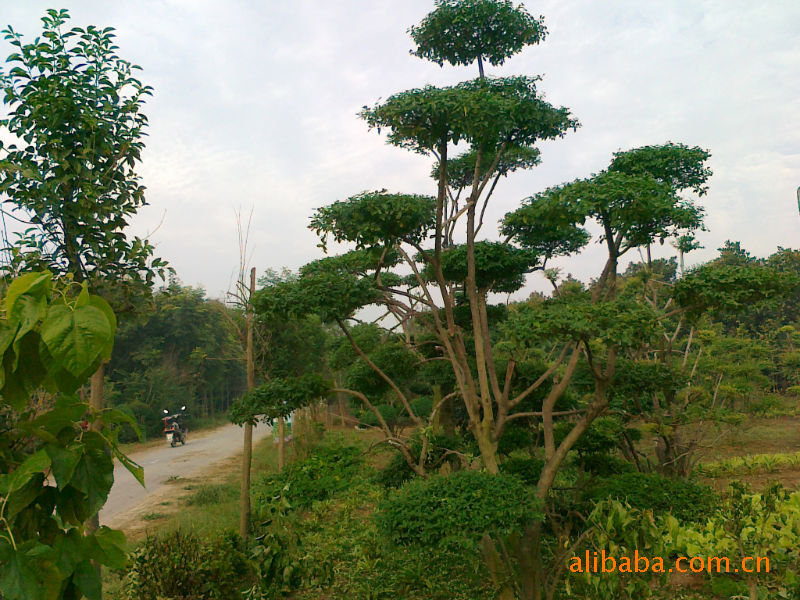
0,271,142,600
0,9,168,291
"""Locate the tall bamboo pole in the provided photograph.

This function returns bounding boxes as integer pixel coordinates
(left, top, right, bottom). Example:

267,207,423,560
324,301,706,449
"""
239,267,256,539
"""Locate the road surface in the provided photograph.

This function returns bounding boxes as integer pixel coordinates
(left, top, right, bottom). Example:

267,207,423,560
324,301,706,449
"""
100,422,272,526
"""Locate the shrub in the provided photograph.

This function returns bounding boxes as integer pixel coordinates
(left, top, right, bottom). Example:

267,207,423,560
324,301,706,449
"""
376,470,543,547
584,472,717,522
374,432,472,488
410,395,433,419
125,530,249,600
357,403,401,427
253,439,363,510
500,455,543,485
579,453,636,476
497,422,535,455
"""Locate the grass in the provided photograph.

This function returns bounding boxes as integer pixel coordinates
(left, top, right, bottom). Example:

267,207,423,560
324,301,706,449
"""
140,512,166,521
103,414,800,600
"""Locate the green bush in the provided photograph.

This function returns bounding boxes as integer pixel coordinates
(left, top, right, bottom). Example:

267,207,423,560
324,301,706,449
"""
500,455,543,485
410,395,433,419
357,403,401,427
497,422,535,455
584,472,717,522
253,439,364,510
376,470,543,547
579,453,636,476
125,530,249,599
374,433,472,488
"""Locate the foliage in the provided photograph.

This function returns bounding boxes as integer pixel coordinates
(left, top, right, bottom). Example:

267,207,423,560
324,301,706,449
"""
570,500,671,600
673,262,798,321
431,144,540,189
255,268,380,323
668,483,800,599
695,451,800,478
376,470,542,547
123,530,250,600
0,9,169,296
357,403,401,428
583,472,717,523
409,0,546,68
310,191,435,251
499,455,543,485
608,142,712,195
0,271,140,600
361,76,577,153
434,241,539,293
252,439,364,510
375,432,473,488
295,481,498,600
107,282,245,439
229,373,328,425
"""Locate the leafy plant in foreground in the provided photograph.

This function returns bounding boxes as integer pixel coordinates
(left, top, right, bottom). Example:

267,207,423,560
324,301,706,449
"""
0,271,140,600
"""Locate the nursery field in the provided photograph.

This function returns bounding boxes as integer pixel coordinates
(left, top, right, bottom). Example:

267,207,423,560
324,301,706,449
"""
1,1,797,600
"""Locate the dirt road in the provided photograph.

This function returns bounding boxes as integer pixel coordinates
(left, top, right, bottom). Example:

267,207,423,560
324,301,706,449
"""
100,422,272,527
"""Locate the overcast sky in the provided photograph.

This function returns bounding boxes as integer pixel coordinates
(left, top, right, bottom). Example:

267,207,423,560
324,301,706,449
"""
2,1,799,299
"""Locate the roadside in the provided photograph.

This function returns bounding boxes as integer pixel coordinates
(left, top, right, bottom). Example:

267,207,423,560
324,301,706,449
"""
102,433,282,598
101,421,273,527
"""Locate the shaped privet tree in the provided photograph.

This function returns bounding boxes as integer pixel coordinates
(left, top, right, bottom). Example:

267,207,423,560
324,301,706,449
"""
258,0,711,503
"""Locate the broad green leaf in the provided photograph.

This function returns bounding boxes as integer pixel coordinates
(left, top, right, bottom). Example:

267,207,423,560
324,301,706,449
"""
88,295,116,360
40,304,111,376
0,540,61,600
3,449,50,493
69,446,114,516
75,283,90,307
73,559,101,600
9,293,46,363
91,527,128,569
3,271,51,315
45,445,81,489
5,473,45,518
111,444,144,487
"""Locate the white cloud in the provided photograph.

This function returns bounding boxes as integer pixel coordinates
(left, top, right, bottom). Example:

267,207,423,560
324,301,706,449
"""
1,0,798,296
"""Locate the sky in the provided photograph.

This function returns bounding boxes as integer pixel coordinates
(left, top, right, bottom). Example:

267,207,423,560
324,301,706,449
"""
1,0,799,299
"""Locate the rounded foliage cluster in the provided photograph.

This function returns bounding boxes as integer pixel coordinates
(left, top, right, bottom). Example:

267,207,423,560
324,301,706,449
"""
584,472,718,523
376,470,542,546
409,0,546,68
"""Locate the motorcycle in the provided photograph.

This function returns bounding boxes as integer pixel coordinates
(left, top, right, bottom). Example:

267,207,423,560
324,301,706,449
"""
162,406,188,447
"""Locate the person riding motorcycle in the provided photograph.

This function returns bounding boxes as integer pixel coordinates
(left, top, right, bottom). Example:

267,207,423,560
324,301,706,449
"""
162,406,188,447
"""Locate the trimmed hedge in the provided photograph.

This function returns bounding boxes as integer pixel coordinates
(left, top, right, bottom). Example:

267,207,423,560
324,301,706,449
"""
376,470,543,547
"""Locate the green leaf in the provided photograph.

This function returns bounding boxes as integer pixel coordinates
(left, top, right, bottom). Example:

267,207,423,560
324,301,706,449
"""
3,271,51,315
69,445,114,517
2,449,50,494
40,304,111,376
45,445,81,489
72,560,101,600
87,295,116,360
9,293,47,363
0,540,61,600
91,527,128,569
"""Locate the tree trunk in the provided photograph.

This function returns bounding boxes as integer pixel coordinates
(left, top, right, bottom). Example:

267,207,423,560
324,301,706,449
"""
86,364,105,535
277,416,286,471
239,267,256,539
